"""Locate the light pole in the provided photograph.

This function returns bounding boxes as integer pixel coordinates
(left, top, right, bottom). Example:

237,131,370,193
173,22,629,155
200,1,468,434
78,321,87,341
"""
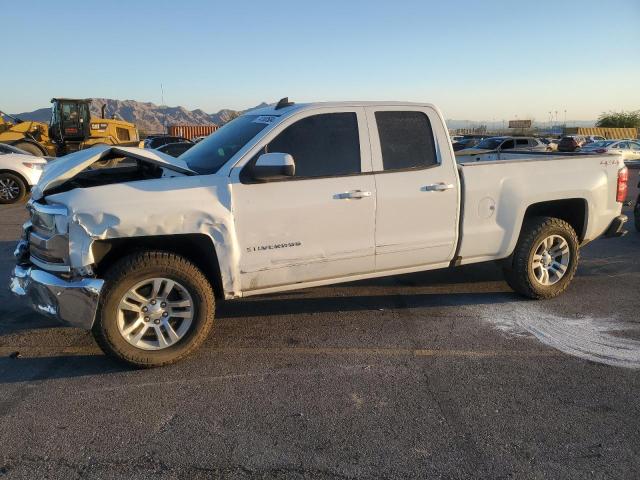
564,109,567,126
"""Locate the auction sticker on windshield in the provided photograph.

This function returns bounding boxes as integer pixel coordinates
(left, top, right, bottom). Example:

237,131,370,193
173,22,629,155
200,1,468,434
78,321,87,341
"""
252,115,278,124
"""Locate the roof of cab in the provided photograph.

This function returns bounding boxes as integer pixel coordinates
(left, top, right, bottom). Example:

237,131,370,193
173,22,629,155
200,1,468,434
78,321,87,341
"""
245,101,439,117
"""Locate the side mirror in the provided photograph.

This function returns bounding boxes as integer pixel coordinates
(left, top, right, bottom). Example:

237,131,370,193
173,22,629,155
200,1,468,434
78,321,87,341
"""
251,152,295,181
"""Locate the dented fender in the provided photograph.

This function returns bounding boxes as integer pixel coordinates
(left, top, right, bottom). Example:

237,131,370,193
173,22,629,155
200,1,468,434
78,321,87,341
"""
46,174,242,298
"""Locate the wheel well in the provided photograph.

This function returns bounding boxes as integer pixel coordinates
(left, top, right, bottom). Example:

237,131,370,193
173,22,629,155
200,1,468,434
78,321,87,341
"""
93,234,224,299
10,139,48,156
523,198,587,241
0,169,29,191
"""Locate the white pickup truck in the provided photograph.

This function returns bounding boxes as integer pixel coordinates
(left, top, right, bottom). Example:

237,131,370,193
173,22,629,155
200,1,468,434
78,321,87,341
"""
10,99,629,367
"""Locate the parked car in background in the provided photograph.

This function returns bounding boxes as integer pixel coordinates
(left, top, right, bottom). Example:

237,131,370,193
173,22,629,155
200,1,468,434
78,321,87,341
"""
144,136,193,150
0,152,48,204
537,138,558,151
558,135,587,152
457,136,548,155
155,142,195,157
450,135,464,143
0,143,36,156
452,137,483,152
580,140,640,164
192,136,208,144
583,135,606,145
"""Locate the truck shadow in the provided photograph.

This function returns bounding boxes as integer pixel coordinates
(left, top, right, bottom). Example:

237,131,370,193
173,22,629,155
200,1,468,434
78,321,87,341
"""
0,355,128,385
0,256,519,384
217,289,518,319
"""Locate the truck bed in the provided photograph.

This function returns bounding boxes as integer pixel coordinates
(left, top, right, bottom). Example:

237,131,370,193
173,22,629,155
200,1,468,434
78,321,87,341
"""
455,152,624,266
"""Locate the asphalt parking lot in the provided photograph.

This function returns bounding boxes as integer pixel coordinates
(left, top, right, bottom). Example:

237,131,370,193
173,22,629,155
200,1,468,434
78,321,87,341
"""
0,175,639,479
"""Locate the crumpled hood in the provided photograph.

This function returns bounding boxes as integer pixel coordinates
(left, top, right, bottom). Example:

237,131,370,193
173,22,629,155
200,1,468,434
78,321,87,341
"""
31,145,195,199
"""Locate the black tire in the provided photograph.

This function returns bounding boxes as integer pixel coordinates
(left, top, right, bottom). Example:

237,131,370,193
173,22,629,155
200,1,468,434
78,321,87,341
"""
503,216,579,299
93,251,215,368
634,200,640,232
13,141,45,157
0,172,27,204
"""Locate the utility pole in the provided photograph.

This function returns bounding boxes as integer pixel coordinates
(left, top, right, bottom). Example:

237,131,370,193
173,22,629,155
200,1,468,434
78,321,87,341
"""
161,83,166,134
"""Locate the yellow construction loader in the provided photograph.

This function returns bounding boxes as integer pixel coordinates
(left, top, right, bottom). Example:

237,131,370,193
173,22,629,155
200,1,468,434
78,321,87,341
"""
0,98,140,157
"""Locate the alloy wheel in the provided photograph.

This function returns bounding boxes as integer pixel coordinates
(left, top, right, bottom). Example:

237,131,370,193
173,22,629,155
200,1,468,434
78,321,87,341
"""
531,235,570,286
117,277,194,350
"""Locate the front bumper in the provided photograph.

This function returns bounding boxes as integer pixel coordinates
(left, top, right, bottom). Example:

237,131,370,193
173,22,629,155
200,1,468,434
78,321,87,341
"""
10,264,104,330
603,214,628,238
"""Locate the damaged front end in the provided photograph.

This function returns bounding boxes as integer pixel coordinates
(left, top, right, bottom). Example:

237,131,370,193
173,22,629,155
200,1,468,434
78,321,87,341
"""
10,145,197,329
11,200,105,329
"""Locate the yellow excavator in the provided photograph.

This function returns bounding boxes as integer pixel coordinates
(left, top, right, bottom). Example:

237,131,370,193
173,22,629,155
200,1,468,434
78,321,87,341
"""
0,98,140,157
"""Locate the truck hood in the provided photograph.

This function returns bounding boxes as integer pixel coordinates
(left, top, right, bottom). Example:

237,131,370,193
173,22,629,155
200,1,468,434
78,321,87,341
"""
31,145,195,200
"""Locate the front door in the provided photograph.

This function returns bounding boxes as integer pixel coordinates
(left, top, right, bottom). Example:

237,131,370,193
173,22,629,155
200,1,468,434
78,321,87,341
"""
365,106,460,271
231,107,376,292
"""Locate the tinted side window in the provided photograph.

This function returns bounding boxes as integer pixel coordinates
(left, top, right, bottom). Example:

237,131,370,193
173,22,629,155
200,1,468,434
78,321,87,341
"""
516,139,528,146
375,111,437,170
267,113,360,177
501,139,515,149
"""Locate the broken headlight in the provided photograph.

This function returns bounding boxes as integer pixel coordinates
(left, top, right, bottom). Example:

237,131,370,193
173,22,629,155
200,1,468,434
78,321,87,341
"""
27,201,70,270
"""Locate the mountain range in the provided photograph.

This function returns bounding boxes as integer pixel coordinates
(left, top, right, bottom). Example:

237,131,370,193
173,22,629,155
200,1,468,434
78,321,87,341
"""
10,99,268,134
9,99,595,133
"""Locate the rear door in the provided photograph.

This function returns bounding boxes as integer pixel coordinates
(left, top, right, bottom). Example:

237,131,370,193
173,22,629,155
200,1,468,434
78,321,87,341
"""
365,106,460,271
231,107,376,291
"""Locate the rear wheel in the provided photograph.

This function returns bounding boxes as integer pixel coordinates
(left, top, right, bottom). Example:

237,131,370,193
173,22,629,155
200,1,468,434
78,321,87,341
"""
93,251,215,367
0,172,27,204
634,198,640,232
503,216,579,299
13,141,45,157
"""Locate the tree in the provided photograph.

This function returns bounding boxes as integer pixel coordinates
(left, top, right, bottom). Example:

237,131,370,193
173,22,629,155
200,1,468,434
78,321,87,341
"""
596,110,640,128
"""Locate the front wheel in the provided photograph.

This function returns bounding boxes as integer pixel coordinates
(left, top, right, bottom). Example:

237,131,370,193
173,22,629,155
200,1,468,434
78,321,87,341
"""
503,216,579,299
93,251,215,367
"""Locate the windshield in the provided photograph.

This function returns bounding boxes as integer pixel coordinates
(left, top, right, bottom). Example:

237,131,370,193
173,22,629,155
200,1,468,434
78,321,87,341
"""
585,141,615,148
180,115,273,174
474,138,504,150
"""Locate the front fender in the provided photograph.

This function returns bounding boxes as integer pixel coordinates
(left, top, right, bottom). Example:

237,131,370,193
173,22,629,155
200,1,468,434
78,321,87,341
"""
45,174,242,297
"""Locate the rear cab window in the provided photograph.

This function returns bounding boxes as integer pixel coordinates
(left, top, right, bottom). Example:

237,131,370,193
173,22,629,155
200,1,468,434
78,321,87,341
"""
374,111,437,171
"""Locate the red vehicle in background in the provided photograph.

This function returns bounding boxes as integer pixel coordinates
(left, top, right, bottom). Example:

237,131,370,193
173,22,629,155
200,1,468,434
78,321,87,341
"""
558,135,587,152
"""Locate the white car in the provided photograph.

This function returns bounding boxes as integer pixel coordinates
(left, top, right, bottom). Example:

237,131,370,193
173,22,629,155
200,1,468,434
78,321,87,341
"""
0,149,48,204
580,140,640,163
457,136,549,156
10,101,628,367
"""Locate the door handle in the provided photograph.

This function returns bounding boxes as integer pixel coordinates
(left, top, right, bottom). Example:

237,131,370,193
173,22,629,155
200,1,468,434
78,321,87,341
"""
334,190,372,200
422,183,454,192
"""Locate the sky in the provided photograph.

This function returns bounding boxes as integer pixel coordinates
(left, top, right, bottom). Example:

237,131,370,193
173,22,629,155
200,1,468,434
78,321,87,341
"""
2,0,639,121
